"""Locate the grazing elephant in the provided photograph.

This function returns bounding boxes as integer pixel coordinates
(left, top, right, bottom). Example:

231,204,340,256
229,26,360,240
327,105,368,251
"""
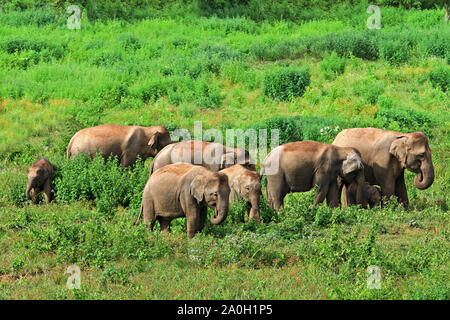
67,124,172,167
333,128,434,208
342,181,381,209
261,141,365,210
135,163,230,238
220,164,262,222
150,140,255,175
26,158,54,204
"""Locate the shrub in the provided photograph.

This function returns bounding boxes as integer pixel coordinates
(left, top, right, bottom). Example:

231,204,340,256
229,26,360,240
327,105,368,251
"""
263,66,310,101
353,78,385,105
376,105,435,135
308,31,379,60
379,39,410,64
53,155,148,214
194,78,223,109
320,52,346,79
117,33,142,51
419,30,449,59
250,38,306,61
428,65,449,92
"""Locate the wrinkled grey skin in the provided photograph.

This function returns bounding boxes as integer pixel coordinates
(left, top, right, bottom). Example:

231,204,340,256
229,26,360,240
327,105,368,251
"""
220,165,262,222
26,158,54,204
333,128,434,208
261,141,366,210
135,163,230,238
67,124,172,167
150,140,255,175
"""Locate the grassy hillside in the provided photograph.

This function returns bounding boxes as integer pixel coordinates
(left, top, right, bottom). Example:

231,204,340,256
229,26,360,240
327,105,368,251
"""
0,4,449,299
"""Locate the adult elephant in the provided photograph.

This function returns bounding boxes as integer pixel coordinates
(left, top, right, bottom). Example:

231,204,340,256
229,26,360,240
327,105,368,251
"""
67,124,172,167
135,163,230,238
150,140,256,175
333,128,434,208
261,141,366,210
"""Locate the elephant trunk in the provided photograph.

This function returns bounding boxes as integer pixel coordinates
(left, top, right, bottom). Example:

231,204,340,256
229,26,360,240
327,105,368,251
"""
248,192,261,222
414,159,434,190
210,197,228,225
354,172,368,209
25,183,32,200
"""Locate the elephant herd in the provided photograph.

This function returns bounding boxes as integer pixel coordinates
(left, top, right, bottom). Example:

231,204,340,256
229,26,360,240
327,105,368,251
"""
26,124,435,238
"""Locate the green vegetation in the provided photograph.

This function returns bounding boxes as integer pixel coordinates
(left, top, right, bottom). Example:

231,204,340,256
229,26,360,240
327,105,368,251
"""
0,1,448,299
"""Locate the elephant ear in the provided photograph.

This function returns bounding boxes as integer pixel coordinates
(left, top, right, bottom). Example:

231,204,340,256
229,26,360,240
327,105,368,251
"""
230,176,243,200
389,136,408,167
148,131,160,149
190,175,205,203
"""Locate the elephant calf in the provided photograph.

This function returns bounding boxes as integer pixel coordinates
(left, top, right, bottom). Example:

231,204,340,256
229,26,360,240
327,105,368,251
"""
67,124,172,167
220,164,262,222
342,181,381,209
261,141,365,210
26,158,54,204
135,163,230,238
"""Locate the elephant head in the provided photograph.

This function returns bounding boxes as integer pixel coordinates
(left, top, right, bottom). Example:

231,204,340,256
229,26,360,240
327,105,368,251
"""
220,148,256,171
146,126,172,158
389,132,434,190
190,172,230,225
231,171,262,222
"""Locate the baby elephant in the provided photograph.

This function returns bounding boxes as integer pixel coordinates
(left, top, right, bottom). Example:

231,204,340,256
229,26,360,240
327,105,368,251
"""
343,181,381,209
26,158,54,204
135,163,230,238
220,165,262,222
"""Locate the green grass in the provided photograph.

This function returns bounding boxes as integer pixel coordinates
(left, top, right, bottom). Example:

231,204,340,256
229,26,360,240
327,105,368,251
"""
0,5,449,300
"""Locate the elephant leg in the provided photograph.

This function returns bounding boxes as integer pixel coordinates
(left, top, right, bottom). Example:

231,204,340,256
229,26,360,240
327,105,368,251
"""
267,178,287,211
142,200,156,230
197,206,208,232
312,171,330,206
159,219,171,233
341,184,349,207
31,188,40,204
395,174,409,209
326,180,340,208
186,216,198,239
120,152,137,167
379,179,395,207
43,180,52,204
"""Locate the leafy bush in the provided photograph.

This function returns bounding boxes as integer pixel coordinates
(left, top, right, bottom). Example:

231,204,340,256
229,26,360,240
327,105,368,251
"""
263,66,310,101
376,105,435,135
308,31,379,60
194,78,223,109
250,38,306,61
428,64,449,92
320,52,346,79
419,30,449,59
353,78,385,105
53,155,148,215
379,39,410,64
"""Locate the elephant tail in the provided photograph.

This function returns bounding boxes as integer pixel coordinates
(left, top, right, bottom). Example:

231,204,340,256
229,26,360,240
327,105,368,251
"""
134,202,144,226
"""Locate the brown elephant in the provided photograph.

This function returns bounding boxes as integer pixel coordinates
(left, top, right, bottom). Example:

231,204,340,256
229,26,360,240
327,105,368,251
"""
26,158,54,204
342,181,381,209
261,141,366,210
67,124,172,167
333,128,434,208
149,140,255,175
135,163,230,238
220,164,262,222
